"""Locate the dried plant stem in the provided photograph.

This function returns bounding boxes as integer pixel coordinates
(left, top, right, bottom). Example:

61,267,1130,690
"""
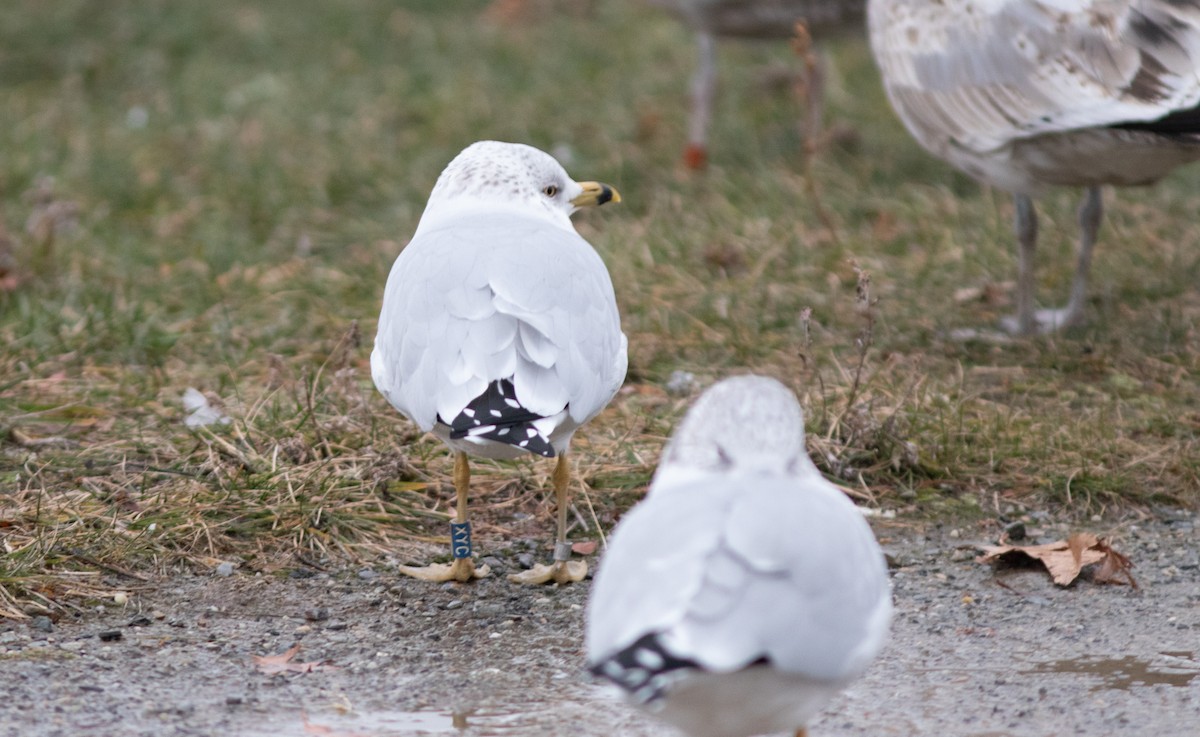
845,265,876,411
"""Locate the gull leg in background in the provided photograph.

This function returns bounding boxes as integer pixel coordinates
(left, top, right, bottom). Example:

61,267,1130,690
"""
1004,193,1040,336
1058,186,1103,330
684,31,717,170
509,454,587,585
399,452,490,582
1004,188,1102,335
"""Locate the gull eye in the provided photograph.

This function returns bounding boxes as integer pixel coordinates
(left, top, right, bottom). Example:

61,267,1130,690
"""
542,185,559,197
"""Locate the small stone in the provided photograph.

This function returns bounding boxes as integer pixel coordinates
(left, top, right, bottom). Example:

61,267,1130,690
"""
325,621,349,631
303,608,330,622
1004,521,1027,541
215,562,235,577
289,568,317,579
97,630,123,642
127,615,152,628
226,696,244,706
60,640,85,652
474,602,505,617
665,370,697,396
517,553,535,569
112,592,128,606
444,599,463,611
151,610,167,620
358,568,379,581
31,616,53,633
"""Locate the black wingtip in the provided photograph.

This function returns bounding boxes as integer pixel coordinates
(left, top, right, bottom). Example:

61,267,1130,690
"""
445,379,556,457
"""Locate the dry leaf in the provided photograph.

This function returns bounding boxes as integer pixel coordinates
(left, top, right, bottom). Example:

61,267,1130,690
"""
1091,538,1139,588
977,533,1137,588
571,540,598,555
253,644,337,675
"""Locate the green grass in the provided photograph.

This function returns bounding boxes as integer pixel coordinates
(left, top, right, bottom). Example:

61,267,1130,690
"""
2,0,1199,617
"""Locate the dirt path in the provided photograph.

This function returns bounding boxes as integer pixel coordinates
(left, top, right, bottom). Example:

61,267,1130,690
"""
2,511,1197,737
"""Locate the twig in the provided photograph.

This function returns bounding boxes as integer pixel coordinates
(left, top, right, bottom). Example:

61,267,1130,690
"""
844,264,876,411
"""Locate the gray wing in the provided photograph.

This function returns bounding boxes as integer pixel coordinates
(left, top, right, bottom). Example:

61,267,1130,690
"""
371,214,626,432
586,481,734,663
586,474,891,683
870,0,1200,155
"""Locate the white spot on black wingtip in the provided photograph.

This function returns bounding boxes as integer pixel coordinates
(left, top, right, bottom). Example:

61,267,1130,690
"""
633,684,658,705
623,666,649,686
635,649,665,670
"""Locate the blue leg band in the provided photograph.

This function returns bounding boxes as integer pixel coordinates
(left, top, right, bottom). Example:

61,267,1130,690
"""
450,521,473,559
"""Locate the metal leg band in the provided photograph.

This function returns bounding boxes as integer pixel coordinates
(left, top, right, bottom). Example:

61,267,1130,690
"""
553,541,573,562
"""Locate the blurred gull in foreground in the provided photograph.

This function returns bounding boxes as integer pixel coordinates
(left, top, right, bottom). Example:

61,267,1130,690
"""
869,0,1200,334
371,141,627,584
586,375,891,737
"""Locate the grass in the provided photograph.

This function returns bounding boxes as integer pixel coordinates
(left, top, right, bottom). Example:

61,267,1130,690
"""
1,0,1198,618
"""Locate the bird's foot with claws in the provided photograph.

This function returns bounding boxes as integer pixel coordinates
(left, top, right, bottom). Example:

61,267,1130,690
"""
508,560,587,585
398,558,490,583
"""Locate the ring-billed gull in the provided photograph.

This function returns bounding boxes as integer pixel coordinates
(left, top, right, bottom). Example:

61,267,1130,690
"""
371,141,627,584
586,375,891,737
645,0,865,168
868,0,1200,334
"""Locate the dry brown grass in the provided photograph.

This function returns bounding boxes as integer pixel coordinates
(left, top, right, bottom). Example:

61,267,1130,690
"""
2,1,1198,619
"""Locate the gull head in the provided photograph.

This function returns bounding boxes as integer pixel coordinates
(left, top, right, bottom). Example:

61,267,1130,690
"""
659,375,810,480
417,141,620,235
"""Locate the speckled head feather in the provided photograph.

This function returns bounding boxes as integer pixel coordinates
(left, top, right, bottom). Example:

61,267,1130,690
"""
659,375,807,479
416,141,585,236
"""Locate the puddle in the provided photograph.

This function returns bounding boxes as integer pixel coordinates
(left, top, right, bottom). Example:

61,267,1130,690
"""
249,707,526,736
1023,652,1200,692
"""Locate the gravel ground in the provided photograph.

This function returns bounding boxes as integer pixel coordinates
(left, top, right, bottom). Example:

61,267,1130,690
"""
1,510,1197,737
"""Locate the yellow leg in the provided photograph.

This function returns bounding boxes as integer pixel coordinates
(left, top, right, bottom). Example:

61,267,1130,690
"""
509,453,588,585
398,452,489,582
